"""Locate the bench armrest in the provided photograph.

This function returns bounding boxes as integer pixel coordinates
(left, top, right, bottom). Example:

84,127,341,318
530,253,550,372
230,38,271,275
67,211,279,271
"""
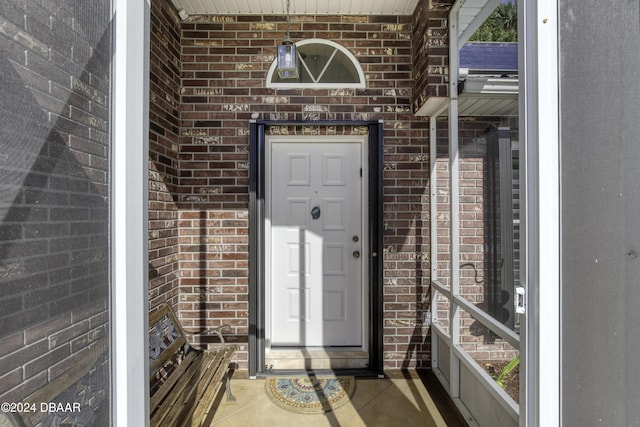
184,325,231,349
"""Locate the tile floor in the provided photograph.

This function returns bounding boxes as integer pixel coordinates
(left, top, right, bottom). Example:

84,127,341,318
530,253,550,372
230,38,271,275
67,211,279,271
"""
207,370,468,427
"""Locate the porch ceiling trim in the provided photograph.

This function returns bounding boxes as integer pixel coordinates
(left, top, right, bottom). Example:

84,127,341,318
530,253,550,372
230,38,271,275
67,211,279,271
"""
170,0,499,36
170,0,420,16
414,78,519,117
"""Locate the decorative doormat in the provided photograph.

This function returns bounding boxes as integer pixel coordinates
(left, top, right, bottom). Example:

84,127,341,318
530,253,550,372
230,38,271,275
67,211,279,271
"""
265,376,356,414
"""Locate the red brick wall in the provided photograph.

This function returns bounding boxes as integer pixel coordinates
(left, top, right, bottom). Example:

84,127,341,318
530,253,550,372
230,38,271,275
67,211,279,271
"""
149,0,183,311
412,0,454,112
0,0,111,403
169,12,433,369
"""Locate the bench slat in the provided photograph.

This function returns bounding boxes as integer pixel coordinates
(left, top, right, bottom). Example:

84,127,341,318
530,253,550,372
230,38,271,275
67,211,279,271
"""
151,351,209,427
189,346,237,427
153,347,235,427
150,351,199,411
160,350,230,427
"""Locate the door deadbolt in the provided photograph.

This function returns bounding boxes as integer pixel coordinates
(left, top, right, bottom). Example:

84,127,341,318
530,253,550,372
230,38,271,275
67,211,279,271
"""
353,251,360,259
352,235,359,242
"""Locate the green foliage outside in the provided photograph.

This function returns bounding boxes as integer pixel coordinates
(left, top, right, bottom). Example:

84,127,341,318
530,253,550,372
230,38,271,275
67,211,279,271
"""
496,355,520,389
469,2,518,42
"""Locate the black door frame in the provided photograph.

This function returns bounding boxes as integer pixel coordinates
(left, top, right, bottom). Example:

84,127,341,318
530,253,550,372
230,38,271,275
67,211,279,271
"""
248,120,384,377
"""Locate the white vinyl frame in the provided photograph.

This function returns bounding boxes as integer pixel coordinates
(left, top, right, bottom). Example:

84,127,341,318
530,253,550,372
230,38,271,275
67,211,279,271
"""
520,0,560,426
112,0,150,425
264,135,369,353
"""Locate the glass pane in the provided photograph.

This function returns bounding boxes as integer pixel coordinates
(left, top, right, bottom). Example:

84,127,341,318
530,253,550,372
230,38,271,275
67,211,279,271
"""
270,41,362,86
317,51,360,84
299,43,334,79
458,120,520,332
0,2,112,425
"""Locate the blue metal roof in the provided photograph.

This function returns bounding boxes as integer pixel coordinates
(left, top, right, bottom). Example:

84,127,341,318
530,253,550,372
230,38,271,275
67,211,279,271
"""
460,42,518,72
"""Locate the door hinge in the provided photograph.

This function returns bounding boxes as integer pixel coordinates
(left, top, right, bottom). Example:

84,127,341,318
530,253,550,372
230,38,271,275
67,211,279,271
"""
515,286,526,314
360,168,362,177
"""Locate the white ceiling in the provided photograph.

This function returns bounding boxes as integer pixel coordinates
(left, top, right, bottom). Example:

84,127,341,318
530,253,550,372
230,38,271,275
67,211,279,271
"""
171,0,420,16
171,0,497,46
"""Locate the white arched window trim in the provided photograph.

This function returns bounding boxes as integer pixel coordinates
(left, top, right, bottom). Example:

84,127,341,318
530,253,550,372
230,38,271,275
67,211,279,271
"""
266,39,366,89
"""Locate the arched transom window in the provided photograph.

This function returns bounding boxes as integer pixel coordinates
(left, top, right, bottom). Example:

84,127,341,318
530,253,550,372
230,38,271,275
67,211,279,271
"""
267,39,366,89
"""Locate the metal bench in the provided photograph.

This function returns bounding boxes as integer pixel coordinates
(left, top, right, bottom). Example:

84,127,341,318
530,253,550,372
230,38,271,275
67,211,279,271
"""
149,303,236,427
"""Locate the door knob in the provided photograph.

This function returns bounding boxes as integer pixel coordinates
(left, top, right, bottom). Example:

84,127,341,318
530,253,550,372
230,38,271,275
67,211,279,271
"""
311,206,321,220
353,251,360,259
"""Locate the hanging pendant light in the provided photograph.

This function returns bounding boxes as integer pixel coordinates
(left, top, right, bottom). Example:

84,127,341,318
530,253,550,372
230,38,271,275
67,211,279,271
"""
277,0,299,79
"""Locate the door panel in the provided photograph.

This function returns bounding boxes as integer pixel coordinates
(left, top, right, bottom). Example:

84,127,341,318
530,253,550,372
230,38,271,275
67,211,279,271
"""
287,154,311,185
286,198,311,225
270,140,362,347
323,199,347,230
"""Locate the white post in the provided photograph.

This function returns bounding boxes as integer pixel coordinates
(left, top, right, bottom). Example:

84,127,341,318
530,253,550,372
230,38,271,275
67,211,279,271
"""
448,3,461,399
430,115,439,370
520,0,560,425
112,0,150,425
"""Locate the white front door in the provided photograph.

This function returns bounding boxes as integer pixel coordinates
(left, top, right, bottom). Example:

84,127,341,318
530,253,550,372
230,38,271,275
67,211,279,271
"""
268,137,364,347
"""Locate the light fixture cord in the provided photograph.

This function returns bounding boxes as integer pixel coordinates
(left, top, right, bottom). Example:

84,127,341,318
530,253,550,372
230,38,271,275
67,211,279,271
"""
286,0,291,40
